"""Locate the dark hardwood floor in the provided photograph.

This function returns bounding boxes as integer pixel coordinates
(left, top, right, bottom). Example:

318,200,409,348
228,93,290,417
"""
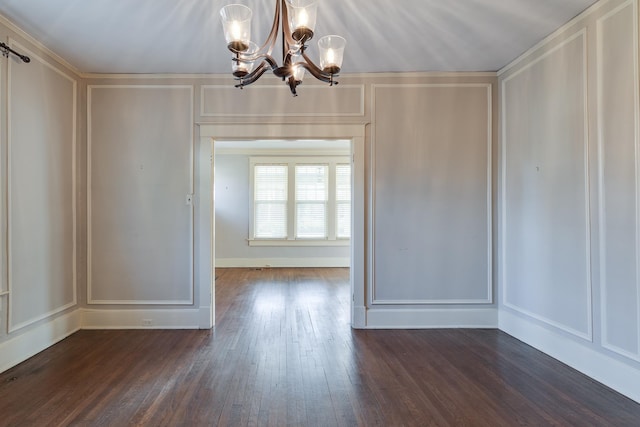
1,267,639,426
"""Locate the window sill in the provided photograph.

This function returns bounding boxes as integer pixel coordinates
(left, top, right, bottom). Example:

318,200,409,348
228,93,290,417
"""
248,239,350,247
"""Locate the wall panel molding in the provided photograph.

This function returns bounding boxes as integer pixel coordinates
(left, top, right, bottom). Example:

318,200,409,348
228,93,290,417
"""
500,29,587,83
596,0,640,361
500,29,593,341
7,40,77,333
200,84,365,117
370,83,493,306
87,84,195,305
497,0,613,76
0,50,4,305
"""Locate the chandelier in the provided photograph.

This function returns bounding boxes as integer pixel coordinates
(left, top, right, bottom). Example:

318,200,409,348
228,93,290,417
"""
219,0,346,96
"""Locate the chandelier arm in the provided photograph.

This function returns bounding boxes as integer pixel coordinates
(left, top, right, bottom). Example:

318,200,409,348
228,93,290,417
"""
300,51,337,82
287,76,300,96
296,62,331,84
261,0,282,57
236,63,269,87
235,61,271,87
280,0,300,49
234,53,278,70
283,50,295,68
235,68,267,89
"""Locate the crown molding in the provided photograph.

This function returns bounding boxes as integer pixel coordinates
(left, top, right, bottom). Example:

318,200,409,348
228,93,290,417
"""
498,0,614,76
82,70,498,80
0,13,80,76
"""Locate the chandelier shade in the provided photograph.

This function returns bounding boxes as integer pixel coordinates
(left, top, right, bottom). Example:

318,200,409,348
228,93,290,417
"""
286,0,318,43
231,41,259,77
220,4,252,52
219,0,346,96
318,35,345,75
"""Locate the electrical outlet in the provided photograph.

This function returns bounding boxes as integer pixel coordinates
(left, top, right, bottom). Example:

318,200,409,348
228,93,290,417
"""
142,319,153,326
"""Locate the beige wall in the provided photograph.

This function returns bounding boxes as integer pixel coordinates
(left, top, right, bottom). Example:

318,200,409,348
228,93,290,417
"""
0,16,83,368
499,0,640,402
88,85,194,305
372,83,492,305
9,40,77,331
502,30,591,338
83,71,497,330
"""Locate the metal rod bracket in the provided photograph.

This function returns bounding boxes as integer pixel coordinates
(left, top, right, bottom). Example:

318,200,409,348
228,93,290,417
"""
0,42,30,63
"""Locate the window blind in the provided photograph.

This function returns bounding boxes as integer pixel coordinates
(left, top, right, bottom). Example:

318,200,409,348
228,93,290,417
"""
336,164,351,238
295,164,328,238
254,164,288,238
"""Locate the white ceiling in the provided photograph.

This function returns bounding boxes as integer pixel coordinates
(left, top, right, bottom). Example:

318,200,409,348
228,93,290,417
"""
0,0,598,75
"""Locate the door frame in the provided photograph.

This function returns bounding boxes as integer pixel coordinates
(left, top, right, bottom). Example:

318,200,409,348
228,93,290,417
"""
198,123,367,328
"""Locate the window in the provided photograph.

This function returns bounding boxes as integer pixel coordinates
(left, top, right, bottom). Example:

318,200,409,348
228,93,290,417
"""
253,164,288,238
250,157,350,245
336,164,351,239
295,165,328,238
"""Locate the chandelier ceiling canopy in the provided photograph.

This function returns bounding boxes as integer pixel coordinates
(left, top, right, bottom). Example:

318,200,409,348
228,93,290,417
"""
220,0,346,96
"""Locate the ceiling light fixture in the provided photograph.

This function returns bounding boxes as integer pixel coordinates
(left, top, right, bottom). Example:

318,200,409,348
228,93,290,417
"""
220,0,346,96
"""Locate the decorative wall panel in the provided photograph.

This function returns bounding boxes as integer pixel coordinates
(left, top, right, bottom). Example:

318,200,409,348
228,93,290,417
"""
201,84,364,117
597,0,640,359
501,32,592,339
372,84,492,304
8,41,77,331
88,85,194,304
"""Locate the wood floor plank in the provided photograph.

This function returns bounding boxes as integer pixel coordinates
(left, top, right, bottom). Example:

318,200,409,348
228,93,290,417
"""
1,267,639,426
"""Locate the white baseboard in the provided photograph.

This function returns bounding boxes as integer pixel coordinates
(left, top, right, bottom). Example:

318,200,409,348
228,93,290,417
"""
499,309,640,404
0,309,81,374
215,257,350,268
365,307,498,329
81,308,202,329
352,305,367,329
198,306,213,329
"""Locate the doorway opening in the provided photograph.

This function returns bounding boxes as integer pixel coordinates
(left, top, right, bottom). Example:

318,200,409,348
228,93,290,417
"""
214,139,351,267
214,139,352,327
198,124,366,329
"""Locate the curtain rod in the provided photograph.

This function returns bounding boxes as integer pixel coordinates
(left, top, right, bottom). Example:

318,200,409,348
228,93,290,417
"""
0,42,30,63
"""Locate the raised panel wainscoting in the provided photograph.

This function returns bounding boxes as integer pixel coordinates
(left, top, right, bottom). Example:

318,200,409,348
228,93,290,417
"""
499,0,640,404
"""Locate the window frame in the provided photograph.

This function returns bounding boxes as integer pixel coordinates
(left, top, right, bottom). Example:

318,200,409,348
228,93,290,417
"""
249,156,351,246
